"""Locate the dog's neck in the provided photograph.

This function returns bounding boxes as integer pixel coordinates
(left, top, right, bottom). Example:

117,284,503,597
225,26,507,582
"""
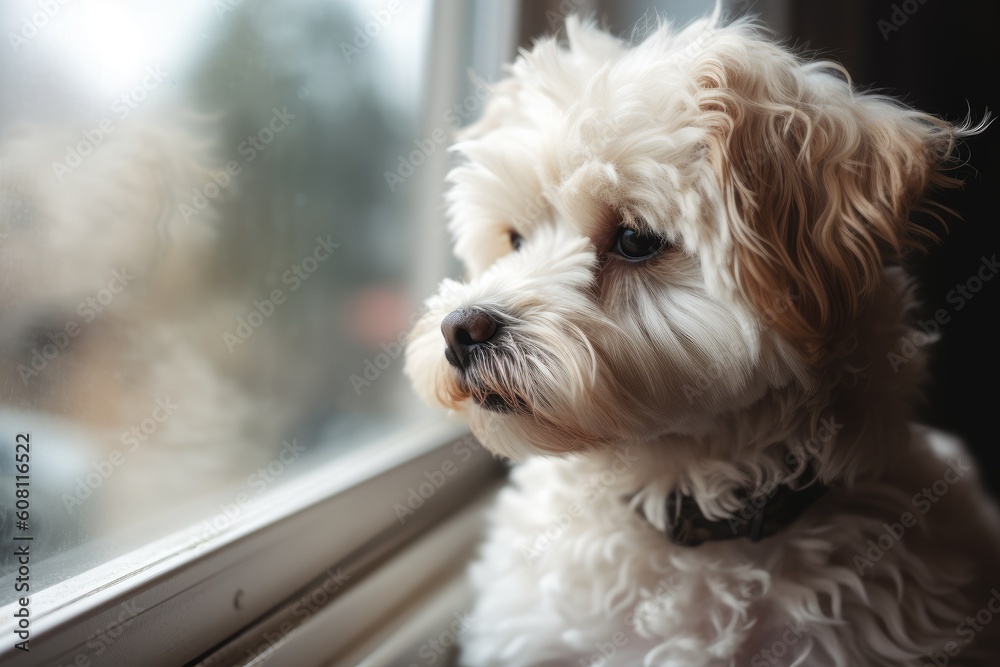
588,269,924,539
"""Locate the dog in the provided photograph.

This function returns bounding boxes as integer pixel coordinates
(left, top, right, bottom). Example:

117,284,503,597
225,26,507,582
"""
405,13,1000,667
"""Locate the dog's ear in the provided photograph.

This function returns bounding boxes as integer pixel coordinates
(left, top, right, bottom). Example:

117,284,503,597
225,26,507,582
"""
692,27,975,365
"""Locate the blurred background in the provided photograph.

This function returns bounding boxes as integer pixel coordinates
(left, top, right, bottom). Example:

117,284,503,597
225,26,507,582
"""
0,0,449,600
0,0,996,609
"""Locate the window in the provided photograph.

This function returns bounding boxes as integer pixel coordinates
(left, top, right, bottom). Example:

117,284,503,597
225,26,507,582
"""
0,0,438,589
0,0,511,663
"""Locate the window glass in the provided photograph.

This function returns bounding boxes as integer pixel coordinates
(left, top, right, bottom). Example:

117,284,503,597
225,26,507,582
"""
0,0,435,601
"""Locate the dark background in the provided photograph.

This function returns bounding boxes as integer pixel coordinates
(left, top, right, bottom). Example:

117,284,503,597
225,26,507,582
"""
785,0,1000,494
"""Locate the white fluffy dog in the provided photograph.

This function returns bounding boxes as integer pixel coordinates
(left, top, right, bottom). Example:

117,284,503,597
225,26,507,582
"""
406,14,1000,667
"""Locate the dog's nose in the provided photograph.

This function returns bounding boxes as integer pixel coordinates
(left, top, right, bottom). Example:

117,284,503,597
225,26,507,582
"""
441,308,498,369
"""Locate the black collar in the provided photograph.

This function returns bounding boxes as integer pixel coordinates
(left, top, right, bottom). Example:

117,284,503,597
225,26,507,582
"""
639,472,829,547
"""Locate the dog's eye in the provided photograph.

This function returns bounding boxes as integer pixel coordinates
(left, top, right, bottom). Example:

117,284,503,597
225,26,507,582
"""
509,230,524,251
614,227,668,261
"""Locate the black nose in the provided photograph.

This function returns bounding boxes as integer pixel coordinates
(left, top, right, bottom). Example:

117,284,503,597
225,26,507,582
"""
441,308,498,369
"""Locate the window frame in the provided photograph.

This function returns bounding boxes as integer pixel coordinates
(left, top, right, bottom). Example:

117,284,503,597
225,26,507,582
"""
0,420,504,666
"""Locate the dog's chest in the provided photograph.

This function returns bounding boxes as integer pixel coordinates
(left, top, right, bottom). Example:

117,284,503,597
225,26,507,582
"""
470,456,787,666
466,436,1000,667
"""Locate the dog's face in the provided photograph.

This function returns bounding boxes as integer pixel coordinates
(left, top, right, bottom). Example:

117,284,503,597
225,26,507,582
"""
406,17,962,459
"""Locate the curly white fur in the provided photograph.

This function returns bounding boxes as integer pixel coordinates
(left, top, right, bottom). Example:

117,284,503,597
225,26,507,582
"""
406,13,1000,667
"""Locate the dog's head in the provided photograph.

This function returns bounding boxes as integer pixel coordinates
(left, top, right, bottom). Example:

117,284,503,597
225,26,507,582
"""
405,16,971,460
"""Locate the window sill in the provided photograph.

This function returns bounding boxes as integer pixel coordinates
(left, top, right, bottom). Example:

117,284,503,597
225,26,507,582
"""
1,417,503,667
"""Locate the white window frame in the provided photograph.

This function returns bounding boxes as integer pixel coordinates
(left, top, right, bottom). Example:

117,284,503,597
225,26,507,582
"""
1,419,504,666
